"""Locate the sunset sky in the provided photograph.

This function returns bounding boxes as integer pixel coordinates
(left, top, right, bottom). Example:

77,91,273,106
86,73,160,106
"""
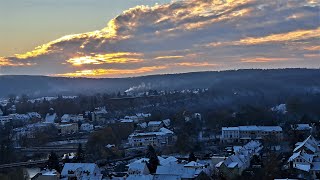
0,0,319,78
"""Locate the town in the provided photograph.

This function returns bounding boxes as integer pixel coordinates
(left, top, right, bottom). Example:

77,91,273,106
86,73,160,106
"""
0,91,319,180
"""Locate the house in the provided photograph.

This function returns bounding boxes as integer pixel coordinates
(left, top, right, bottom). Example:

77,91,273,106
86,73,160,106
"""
128,128,175,147
286,135,320,179
61,163,102,180
293,135,319,154
147,121,164,131
288,150,314,171
56,123,79,135
221,126,283,143
12,123,54,141
217,141,263,179
0,108,3,116
91,107,108,122
61,114,84,123
291,124,312,138
23,168,60,180
45,108,57,123
80,123,94,132
127,162,150,175
156,159,209,179
162,119,171,127
31,169,60,180
9,113,31,122
27,112,42,122
184,113,202,122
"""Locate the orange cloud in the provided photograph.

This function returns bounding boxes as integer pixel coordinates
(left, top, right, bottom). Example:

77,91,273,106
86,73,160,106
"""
207,28,320,47
241,57,291,63
304,54,320,58
175,62,219,67
0,57,35,67
154,55,184,60
303,46,320,51
55,66,167,78
66,52,144,66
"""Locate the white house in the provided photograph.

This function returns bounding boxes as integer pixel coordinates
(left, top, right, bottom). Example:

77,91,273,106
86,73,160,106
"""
61,114,84,123
92,107,108,122
128,128,175,147
56,123,79,135
80,123,94,132
9,113,31,122
61,163,102,180
221,125,283,143
127,162,150,175
45,108,58,123
287,135,320,178
147,121,164,131
217,141,263,179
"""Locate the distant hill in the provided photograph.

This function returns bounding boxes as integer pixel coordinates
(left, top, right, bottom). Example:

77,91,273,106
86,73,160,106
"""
0,69,320,98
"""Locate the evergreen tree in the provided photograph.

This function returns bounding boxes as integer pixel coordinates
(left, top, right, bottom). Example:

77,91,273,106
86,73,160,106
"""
75,143,84,162
146,145,159,174
188,152,197,162
48,152,60,172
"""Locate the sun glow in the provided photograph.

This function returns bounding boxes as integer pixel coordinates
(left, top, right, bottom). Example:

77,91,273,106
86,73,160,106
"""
67,52,143,66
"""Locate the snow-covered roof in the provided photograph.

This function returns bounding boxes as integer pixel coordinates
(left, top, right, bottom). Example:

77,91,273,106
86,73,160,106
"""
61,163,99,176
215,161,223,168
94,107,108,114
293,124,312,131
148,121,163,126
184,161,204,168
239,126,260,131
45,113,57,123
293,135,319,153
222,127,239,131
138,122,148,129
221,140,262,170
257,126,282,132
120,119,134,123
223,126,282,132
295,164,311,172
162,119,171,127
227,162,238,168
128,162,148,172
136,113,151,118
161,156,178,165
57,123,76,127
271,104,287,114
129,128,174,138
156,162,200,179
159,127,174,134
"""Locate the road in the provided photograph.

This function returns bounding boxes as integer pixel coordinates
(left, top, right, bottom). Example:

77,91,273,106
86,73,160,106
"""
16,146,84,153
0,160,47,169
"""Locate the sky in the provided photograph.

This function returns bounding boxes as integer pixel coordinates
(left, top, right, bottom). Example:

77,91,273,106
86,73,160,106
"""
0,0,319,78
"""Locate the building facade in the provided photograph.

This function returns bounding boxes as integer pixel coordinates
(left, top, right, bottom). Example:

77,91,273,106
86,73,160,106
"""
221,126,283,143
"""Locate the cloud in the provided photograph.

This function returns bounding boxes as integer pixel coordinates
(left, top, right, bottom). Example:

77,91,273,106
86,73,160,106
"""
175,62,219,67
2,0,320,77
241,57,292,63
55,66,167,78
66,52,144,66
154,55,184,60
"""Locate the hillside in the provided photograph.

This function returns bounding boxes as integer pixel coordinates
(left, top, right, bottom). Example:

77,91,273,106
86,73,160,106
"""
0,69,320,98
